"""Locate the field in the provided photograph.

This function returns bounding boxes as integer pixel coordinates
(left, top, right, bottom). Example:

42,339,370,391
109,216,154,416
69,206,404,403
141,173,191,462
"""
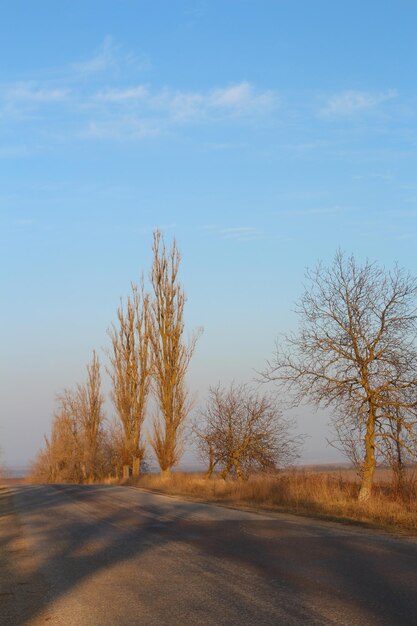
123,468,417,534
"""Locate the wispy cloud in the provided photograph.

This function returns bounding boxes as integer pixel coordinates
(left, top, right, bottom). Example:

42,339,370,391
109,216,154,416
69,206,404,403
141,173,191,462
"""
82,81,277,139
276,207,342,217
1,78,275,143
6,82,69,104
209,82,276,114
395,232,416,240
0,39,277,144
321,89,397,116
83,118,160,140
71,36,150,77
218,226,263,241
15,218,34,226
352,172,393,182
1,81,70,122
71,36,119,76
153,81,277,121
94,85,149,102
0,145,31,158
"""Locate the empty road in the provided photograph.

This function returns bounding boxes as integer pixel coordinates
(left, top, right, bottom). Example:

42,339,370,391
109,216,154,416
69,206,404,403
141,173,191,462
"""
1,484,417,625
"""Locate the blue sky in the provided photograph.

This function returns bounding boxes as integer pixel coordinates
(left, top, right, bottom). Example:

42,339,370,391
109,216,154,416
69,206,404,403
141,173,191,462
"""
1,1,417,468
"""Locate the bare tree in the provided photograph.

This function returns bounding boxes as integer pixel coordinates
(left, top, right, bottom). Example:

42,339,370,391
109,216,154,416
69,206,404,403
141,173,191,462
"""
102,419,127,479
108,282,151,477
264,251,417,500
74,351,105,481
42,392,83,483
149,231,200,476
378,403,417,493
195,383,303,480
30,354,106,483
330,399,368,473
332,396,417,495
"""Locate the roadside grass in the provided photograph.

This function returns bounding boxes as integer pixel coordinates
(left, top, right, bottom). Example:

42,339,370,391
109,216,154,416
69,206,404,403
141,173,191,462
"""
124,470,417,534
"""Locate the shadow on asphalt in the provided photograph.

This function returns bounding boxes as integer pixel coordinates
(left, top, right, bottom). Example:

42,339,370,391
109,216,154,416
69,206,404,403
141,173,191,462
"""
5,484,417,626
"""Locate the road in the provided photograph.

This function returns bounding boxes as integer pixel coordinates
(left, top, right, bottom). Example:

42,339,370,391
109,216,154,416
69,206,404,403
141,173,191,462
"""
1,484,417,625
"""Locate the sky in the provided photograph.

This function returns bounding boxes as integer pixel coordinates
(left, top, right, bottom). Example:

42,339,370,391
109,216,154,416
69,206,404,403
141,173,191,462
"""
1,0,417,469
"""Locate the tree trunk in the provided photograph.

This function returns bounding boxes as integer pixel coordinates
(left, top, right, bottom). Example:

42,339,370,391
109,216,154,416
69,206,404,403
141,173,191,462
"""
234,459,243,481
205,445,214,479
358,403,376,501
160,468,171,480
132,457,141,477
220,461,233,480
122,464,130,479
393,421,405,495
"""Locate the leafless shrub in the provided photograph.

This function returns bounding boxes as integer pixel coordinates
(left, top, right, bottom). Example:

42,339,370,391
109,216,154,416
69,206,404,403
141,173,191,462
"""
194,383,303,480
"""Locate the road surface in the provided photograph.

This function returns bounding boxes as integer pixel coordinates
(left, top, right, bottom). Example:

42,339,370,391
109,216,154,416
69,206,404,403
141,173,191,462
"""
1,484,417,625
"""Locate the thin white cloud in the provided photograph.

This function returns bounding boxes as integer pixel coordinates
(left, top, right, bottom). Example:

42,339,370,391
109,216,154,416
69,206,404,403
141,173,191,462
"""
0,145,31,158
83,118,160,140
204,225,263,241
154,89,204,120
71,36,150,77
395,232,416,240
0,37,277,144
321,89,397,116
352,172,393,181
151,82,277,121
218,226,263,241
278,207,342,217
7,82,69,103
95,85,149,102
71,36,118,76
82,81,277,139
209,82,276,113
15,218,34,226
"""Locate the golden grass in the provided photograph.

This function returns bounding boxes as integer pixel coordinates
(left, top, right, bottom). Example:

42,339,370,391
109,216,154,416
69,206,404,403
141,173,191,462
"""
126,469,417,534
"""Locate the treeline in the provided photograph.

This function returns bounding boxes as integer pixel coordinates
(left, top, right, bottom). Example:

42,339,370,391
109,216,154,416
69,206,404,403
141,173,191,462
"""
32,232,200,482
31,237,417,501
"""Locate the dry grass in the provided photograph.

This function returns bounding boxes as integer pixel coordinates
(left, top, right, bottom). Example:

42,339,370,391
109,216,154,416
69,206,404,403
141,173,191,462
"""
125,469,417,534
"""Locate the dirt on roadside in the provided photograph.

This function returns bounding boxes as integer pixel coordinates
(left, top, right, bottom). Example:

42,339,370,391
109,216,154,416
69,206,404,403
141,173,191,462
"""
0,487,47,625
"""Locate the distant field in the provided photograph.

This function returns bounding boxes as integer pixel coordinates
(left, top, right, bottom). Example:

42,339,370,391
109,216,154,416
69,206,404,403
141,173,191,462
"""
298,465,404,483
0,477,27,486
0,467,28,486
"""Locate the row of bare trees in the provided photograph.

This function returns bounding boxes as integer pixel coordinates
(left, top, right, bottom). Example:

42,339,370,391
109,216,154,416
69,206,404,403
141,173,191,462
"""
32,237,417,501
32,351,107,483
32,231,200,482
106,232,200,478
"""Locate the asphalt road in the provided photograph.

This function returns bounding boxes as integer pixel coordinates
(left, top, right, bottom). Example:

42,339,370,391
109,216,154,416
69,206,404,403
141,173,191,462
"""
3,484,417,626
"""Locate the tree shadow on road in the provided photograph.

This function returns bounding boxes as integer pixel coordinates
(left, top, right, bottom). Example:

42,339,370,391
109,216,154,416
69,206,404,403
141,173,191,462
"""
4,484,417,626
